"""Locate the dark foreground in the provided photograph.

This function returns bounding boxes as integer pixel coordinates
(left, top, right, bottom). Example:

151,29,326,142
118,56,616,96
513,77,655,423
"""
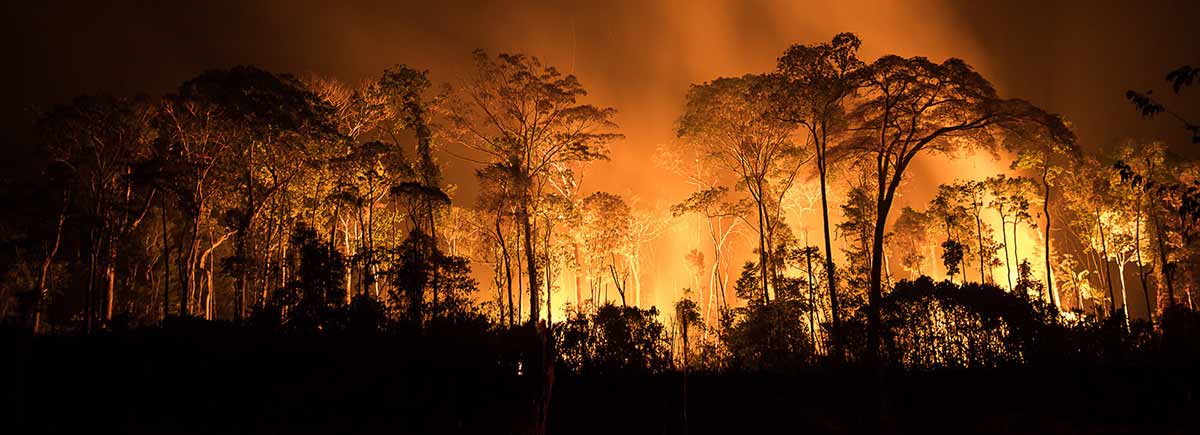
6,329,1197,435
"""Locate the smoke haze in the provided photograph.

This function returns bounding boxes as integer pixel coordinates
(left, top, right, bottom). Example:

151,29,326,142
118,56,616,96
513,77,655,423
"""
2,0,1197,311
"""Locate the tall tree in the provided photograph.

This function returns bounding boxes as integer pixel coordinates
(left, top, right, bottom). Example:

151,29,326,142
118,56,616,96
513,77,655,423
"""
891,206,931,278
928,184,974,283
660,144,746,325
956,179,995,284
770,32,863,360
1009,131,1077,308
677,74,804,303
1114,142,1178,314
37,96,158,328
176,66,338,321
846,54,1071,360
449,50,620,324
1062,156,1122,316
580,192,631,306
985,174,1038,292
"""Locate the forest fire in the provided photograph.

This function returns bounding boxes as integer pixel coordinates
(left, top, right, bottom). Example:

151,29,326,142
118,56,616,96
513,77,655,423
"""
4,1,1200,434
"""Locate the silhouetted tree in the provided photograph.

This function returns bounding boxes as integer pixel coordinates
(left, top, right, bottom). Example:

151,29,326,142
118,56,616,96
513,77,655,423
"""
38,95,158,330
449,50,620,325
1126,62,1199,143
677,74,805,303
986,174,1039,292
770,32,864,361
258,224,347,332
846,53,1070,362
555,302,671,375
721,262,813,371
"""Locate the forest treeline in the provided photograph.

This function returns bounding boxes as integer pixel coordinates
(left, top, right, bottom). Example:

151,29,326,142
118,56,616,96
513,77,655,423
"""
3,33,1200,379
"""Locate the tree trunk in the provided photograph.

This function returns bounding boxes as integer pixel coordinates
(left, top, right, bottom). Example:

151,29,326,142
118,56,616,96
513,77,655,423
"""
104,226,116,323
343,218,353,304
1012,221,1020,277
975,212,986,284
1042,169,1056,307
1000,214,1013,291
818,160,842,362
1117,262,1130,327
545,220,552,325
804,245,817,348
868,179,899,366
1097,216,1115,315
754,181,770,303
182,214,201,318
235,231,248,322
85,225,98,334
516,221,524,321
498,218,515,326
429,202,439,314
572,243,583,310
522,202,539,324
1151,208,1175,306
33,193,68,334
206,236,215,321
1134,193,1152,325
161,197,170,322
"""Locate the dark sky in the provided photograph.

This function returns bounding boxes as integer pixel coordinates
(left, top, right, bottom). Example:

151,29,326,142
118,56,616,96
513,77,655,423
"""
3,0,1198,191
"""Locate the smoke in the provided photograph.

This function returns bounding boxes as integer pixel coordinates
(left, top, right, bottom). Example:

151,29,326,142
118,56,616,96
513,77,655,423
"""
524,0,998,311
6,0,1196,316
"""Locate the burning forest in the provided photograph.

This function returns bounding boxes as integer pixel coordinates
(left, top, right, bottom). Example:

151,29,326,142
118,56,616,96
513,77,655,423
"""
3,1,1199,434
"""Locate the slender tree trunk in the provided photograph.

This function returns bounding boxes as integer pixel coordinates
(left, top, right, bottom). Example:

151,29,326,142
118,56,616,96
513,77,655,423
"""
1000,215,1013,291
85,225,98,333
1117,262,1130,327
161,197,170,322
207,237,214,321
572,243,583,310
1098,216,1115,315
522,202,539,324
1071,267,1084,313
183,213,201,318
1134,194,1152,325
1042,168,1056,307
343,219,353,303
818,158,842,362
804,245,817,348
104,228,116,323
705,216,722,321
544,220,552,325
516,218,524,321
754,181,770,303
235,231,248,322
1151,208,1175,306
497,219,515,326
33,193,68,334
1012,221,1020,275
429,201,439,314
975,211,986,284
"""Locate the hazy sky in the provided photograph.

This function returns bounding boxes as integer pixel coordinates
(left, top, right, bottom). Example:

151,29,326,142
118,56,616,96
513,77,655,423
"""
4,1,1197,165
